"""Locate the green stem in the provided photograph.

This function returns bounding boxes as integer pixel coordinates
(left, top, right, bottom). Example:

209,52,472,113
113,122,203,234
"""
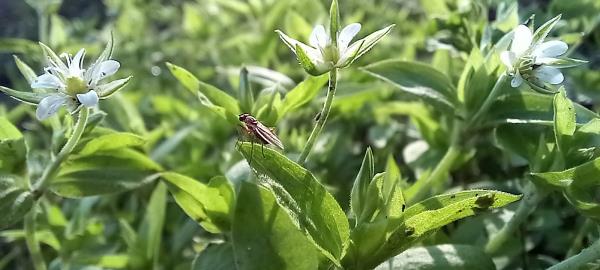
25,205,46,270
485,181,546,254
32,107,89,193
297,69,338,165
548,236,600,270
468,73,508,127
408,120,463,204
566,218,594,258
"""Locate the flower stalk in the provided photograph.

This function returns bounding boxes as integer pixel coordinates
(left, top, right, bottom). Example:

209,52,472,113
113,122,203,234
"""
32,107,89,194
485,181,547,254
298,68,338,165
408,119,463,203
468,73,508,127
548,237,600,270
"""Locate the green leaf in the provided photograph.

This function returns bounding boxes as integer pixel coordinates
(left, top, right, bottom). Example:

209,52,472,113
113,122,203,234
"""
50,149,161,198
232,182,320,270
141,183,167,261
532,156,600,189
0,117,26,173
489,91,598,126
351,147,375,222
553,88,576,152
0,86,50,105
544,57,588,68
193,243,236,270
166,62,240,115
13,55,37,84
0,176,34,229
371,190,521,268
77,132,146,156
532,14,561,45
280,74,328,117
375,244,496,270
239,67,254,113
237,142,349,265
161,172,232,233
363,60,456,113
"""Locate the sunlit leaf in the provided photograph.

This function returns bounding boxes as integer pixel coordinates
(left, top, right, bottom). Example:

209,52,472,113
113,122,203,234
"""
237,142,349,265
232,182,320,270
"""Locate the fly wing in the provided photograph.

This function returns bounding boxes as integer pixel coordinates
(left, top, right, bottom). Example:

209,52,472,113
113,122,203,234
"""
254,122,285,150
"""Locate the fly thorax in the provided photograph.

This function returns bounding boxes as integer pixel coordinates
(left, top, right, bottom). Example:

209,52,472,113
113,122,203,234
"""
65,76,89,95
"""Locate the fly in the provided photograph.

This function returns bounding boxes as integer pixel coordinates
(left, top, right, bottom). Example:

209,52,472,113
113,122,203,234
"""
238,113,284,158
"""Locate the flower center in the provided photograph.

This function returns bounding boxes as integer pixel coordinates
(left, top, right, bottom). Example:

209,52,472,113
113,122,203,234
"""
65,76,88,95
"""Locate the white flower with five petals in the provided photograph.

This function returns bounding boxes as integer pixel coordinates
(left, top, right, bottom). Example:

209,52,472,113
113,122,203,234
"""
276,23,394,76
500,15,586,92
31,39,131,120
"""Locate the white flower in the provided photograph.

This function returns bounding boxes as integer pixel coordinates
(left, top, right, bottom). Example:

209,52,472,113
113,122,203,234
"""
499,15,586,92
276,23,394,76
31,41,131,120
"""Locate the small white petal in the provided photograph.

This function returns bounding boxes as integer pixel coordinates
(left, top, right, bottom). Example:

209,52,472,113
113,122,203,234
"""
36,94,70,120
511,25,533,55
309,25,329,49
69,48,86,76
500,51,516,70
337,23,361,52
76,90,99,107
31,73,64,90
511,72,524,87
535,66,564,84
92,60,120,83
532,40,568,59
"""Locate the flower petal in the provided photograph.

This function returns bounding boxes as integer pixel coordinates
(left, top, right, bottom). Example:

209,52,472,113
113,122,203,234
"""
535,66,564,84
76,90,99,107
337,24,394,67
31,73,64,90
309,25,329,49
337,23,361,52
532,40,568,59
500,51,516,70
511,72,524,88
91,60,120,83
69,48,86,77
295,43,331,76
36,94,70,120
511,25,533,55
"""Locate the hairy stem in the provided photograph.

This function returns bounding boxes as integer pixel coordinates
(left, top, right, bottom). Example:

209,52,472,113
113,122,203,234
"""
32,107,89,193
25,206,46,270
297,69,338,165
468,73,508,127
485,181,546,254
548,236,600,270
408,120,463,203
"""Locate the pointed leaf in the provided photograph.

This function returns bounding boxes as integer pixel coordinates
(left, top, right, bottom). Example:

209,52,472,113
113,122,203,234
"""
0,86,51,105
237,142,349,265
553,88,576,152
50,149,161,198
363,60,456,113
161,172,231,233
166,62,240,115
232,182,320,270
0,176,34,229
351,147,375,222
